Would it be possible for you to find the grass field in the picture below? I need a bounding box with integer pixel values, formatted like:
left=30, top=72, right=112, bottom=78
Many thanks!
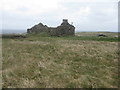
left=2, top=32, right=119, bottom=88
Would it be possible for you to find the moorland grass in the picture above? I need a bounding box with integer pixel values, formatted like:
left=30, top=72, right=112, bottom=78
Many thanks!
left=2, top=32, right=119, bottom=88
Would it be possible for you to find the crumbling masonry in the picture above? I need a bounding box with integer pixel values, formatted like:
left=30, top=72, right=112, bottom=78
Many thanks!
left=27, top=19, right=75, bottom=36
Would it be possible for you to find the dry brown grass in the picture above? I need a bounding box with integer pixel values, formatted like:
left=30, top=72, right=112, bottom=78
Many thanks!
left=2, top=32, right=118, bottom=88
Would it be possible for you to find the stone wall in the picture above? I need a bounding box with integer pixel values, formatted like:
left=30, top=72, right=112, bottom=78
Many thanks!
left=27, top=19, right=75, bottom=36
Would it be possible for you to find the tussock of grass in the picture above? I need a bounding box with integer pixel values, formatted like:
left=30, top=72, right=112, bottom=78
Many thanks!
left=2, top=32, right=118, bottom=88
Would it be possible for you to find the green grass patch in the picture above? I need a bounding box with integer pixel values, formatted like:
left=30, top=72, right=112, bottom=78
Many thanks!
left=54, top=36, right=119, bottom=42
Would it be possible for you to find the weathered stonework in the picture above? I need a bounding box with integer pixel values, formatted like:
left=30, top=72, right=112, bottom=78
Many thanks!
left=27, top=19, right=75, bottom=36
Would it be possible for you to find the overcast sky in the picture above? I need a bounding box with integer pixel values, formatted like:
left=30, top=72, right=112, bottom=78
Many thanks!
left=0, top=0, right=119, bottom=32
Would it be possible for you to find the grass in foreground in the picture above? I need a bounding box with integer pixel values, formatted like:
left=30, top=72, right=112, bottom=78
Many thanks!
left=2, top=32, right=119, bottom=88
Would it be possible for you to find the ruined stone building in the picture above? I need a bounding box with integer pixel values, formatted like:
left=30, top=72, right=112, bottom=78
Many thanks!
left=27, top=19, right=75, bottom=36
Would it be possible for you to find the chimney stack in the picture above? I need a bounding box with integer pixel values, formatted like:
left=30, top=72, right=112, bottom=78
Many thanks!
left=63, top=19, right=68, bottom=23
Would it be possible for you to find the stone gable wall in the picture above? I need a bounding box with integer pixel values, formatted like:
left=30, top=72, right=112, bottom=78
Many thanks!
left=27, top=19, right=75, bottom=36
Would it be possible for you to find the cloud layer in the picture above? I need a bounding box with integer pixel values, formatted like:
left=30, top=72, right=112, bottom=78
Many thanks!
left=1, top=0, right=119, bottom=32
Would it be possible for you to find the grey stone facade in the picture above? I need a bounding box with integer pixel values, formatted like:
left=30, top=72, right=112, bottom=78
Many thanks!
left=27, top=19, right=75, bottom=36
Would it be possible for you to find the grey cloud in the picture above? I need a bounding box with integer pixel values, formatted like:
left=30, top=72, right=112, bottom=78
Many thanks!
left=2, top=1, right=118, bottom=32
